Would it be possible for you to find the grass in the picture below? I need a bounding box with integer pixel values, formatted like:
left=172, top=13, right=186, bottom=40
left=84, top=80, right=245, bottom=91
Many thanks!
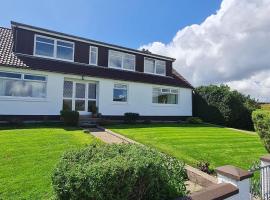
left=261, top=103, right=270, bottom=111
left=107, top=123, right=267, bottom=170
left=0, top=124, right=97, bottom=200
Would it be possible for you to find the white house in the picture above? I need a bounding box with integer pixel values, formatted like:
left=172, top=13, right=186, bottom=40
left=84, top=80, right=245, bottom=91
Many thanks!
left=0, top=21, right=193, bottom=121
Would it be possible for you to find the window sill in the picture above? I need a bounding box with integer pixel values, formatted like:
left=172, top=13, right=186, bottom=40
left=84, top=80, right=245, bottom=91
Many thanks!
left=0, top=97, right=48, bottom=102
left=152, top=103, right=179, bottom=107
left=112, top=101, right=129, bottom=105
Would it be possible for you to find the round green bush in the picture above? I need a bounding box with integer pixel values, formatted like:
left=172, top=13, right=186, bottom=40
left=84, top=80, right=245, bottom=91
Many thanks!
left=52, top=144, right=187, bottom=200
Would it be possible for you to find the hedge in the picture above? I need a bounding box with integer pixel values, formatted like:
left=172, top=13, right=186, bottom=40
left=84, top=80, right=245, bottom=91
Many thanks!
left=52, top=144, right=187, bottom=200
left=60, top=110, right=79, bottom=126
left=252, top=110, right=270, bottom=152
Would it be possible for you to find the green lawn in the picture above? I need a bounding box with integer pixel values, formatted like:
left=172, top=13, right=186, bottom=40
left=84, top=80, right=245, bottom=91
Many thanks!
left=0, top=124, right=97, bottom=200
left=107, top=123, right=267, bottom=170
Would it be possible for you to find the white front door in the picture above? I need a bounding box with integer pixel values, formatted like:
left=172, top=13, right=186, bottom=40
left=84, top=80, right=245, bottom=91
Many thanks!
left=63, top=80, right=97, bottom=115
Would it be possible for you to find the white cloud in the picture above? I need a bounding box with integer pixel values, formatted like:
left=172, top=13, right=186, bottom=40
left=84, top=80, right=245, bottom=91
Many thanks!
left=140, top=0, right=270, bottom=102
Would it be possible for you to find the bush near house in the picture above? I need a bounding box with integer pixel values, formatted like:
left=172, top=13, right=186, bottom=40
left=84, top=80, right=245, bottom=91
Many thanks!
left=252, top=110, right=270, bottom=152
left=60, top=110, right=79, bottom=126
left=52, top=144, right=187, bottom=200
left=193, top=85, right=260, bottom=130
left=124, top=112, right=140, bottom=124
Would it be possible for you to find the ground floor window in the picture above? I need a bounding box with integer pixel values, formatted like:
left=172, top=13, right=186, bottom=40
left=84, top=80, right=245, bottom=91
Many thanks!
left=113, top=84, right=128, bottom=102
left=63, top=80, right=97, bottom=112
left=0, top=71, right=47, bottom=98
left=152, top=87, right=178, bottom=104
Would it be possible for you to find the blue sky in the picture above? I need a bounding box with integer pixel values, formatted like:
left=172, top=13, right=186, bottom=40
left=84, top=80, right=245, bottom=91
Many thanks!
left=0, top=0, right=222, bottom=48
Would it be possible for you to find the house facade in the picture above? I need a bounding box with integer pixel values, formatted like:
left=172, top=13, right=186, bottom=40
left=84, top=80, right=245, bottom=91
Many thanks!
left=0, top=21, right=193, bottom=120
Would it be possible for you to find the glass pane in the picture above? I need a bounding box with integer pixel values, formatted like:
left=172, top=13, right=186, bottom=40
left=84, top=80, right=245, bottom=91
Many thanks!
left=0, top=72, right=21, bottom=79
left=123, top=56, right=135, bottom=70
left=113, top=88, right=127, bottom=102
left=63, top=81, right=73, bottom=98
left=167, top=94, right=178, bottom=104
left=63, top=99, right=72, bottom=111
left=144, top=58, right=155, bottom=73
left=24, top=74, right=46, bottom=81
left=88, top=83, right=96, bottom=99
left=90, top=51, right=97, bottom=65
left=56, top=45, right=73, bottom=60
left=75, top=83, right=85, bottom=98
left=109, top=54, right=122, bottom=68
left=35, top=42, right=54, bottom=57
left=75, top=100, right=85, bottom=111
left=156, top=60, right=166, bottom=75
left=57, top=41, right=73, bottom=48
left=90, top=46, right=97, bottom=53
left=0, top=79, right=46, bottom=98
left=88, top=100, right=96, bottom=112
left=36, top=36, right=54, bottom=44
left=114, top=84, right=127, bottom=89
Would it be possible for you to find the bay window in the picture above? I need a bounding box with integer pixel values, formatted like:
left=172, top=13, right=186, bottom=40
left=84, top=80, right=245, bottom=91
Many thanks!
left=108, top=50, right=135, bottom=71
left=144, top=58, right=166, bottom=76
left=34, top=35, right=74, bottom=61
left=0, top=71, right=47, bottom=98
left=152, top=87, right=178, bottom=104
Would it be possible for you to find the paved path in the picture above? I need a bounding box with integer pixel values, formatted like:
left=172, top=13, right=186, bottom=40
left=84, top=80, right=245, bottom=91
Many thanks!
left=88, top=128, right=129, bottom=144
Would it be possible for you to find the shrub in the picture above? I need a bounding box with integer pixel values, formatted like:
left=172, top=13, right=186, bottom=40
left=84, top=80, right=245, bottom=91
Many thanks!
left=252, top=110, right=270, bottom=152
left=197, top=161, right=214, bottom=175
left=124, top=112, right=140, bottom=124
left=60, top=110, right=79, bottom=126
left=186, top=117, right=202, bottom=124
left=52, top=144, right=187, bottom=200
left=193, top=85, right=260, bottom=130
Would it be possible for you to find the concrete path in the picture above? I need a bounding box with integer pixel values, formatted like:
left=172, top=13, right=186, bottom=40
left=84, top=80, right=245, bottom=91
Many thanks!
left=88, top=128, right=129, bottom=144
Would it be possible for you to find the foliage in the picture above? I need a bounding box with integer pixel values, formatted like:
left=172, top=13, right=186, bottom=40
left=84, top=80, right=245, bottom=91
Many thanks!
left=252, top=110, right=270, bottom=152
left=196, top=160, right=214, bottom=174
left=186, top=117, right=202, bottom=124
left=261, top=103, right=270, bottom=111
left=52, top=144, right=187, bottom=200
left=60, top=110, right=79, bottom=126
left=193, top=85, right=260, bottom=130
left=124, top=112, right=140, bottom=124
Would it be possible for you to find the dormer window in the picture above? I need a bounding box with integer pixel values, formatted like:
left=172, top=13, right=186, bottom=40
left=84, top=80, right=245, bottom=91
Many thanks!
left=89, top=46, right=98, bottom=65
left=144, top=58, right=166, bottom=76
left=108, top=50, right=135, bottom=71
left=34, top=35, right=74, bottom=61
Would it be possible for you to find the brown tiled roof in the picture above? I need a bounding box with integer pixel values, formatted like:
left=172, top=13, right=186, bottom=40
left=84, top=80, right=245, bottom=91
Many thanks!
left=0, top=27, right=193, bottom=89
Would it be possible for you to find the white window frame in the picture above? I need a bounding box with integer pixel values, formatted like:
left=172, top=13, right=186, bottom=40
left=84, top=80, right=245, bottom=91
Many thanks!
left=108, top=50, right=135, bottom=71
left=113, top=83, right=128, bottom=103
left=0, top=71, right=47, bottom=100
left=89, top=46, right=98, bottom=65
left=34, top=34, right=75, bottom=62
left=152, top=87, right=179, bottom=105
left=144, top=58, right=166, bottom=76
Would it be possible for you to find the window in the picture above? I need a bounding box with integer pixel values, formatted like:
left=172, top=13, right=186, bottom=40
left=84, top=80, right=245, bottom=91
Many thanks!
left=34, top=35, right=74, bottom=61
left=89, top=46, right=98, bottom=65
left=152, top=88, right=178, bottom=104
left=108, top=50, right=135, bottom=71
left=113, top=84, right=128, bottom=102
left=144, top=58, right=166, bottom=76
left=0, top=72, right=47, bottom=98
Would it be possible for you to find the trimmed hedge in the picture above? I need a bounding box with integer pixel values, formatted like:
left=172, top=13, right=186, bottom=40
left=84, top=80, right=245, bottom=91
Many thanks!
left=60, top=110, right=79, bottom=126
left=124, top=112, right=140, bottom=124
left=252, top=110, right=270, bottom=152
left=52, top=144, right=187, bottom=200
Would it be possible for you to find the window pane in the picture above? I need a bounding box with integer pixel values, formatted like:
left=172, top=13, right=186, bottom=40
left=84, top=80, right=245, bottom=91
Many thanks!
left=0, top=72, right=21, bottom=79
left=109, top=53, right=122, bottom=68
left=0, top=79, right=46, bottom=98
left=88, top=83, right=96, bottom=99
left=63, top=81, right=73, bottom=98
left=56, top=45, right=73, bottom=60
left=57, top=41, right=73, bottom=48
left=152, top=88, right=178, bottom=104
left=144, top=58, right=155, bottom=73
left=63, top=99, right=72, bottom=111
left=156, top=60, right=166, bottom=75
left=90, top=46, right=97, bottom=53
left=35, top=42, right=54, bottom=57
left=123, top=55, right=135, bottom=70
left=90, top=51, right=97, bottom=65
left=88, top=100, right=96, bottom=112
left=75, top=83, right=85, bottom=98
left=24, top=74, right=46, bottom=81
left=167, top=94, right=178, bottom=104
left=75, top=100, right=85, bottom=111
left=36, top=37, right=54, bottom=44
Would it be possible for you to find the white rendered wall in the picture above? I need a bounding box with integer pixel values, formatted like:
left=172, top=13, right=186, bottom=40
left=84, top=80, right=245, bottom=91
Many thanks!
left=0, top=66, right=193, bottom=116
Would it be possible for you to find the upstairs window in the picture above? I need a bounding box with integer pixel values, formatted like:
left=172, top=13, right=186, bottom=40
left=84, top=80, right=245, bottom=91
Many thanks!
left=152, top=87, right=178, bottom=104
left=34, top=35, right=74, bottom=61
left=144, top=58, right=166, bottom=76
left=108, top=50, right=135, bottom=71
left=89, top=46, right=98, bottom=65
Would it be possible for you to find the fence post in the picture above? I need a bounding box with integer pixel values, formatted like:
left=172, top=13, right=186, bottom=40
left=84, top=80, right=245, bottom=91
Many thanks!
left=216, top=165, right=253, bottom=200
left=260, top=155, right=270, bottom=199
